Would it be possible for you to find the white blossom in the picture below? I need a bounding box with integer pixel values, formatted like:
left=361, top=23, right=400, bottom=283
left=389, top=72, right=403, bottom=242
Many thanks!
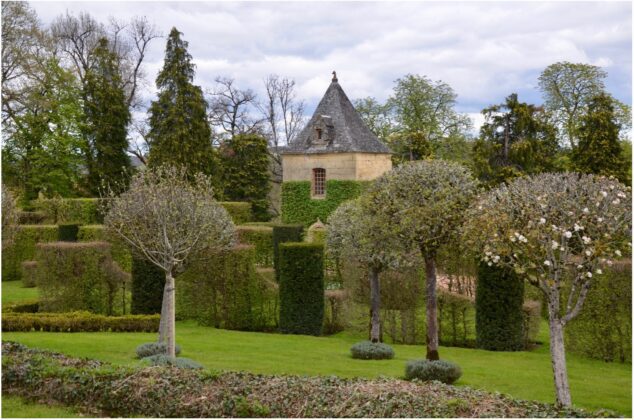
left=597, top=217, right=603, bottom=223
left=586, top=272, right=593, bottom=278
left=551, top=240, right=559, bottom=249
left=544, top=260, right=552, bottom=266
left=615, top=250, right=622, bottom=257
left=601, top=191, right=608, bottom=197
left=574, top=223, right=584, bottom=231
left=585, top=249, right=593, bottom=256
left=582, top=236, right=591, bottom=244
left=564, top=231, right=572, bottom=239
left=582, top=207, right=589, bottom=214
left=539, top=217, right=546, bottom=224
left=596, top=268, right=603, bottom=275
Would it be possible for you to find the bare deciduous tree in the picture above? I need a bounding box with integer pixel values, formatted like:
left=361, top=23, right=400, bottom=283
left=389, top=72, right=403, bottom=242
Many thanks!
left=2, top=185, right=19, bottom=249
left=102, top=166, right=236, bottom=357
left=207, top=76, right=263, bottom=142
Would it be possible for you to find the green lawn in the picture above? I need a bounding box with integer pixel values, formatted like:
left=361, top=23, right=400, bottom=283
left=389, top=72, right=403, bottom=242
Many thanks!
left=1, top=281, right=38, bottom=305
left=1, top=395, right=80, bottom=418
left=1, top=280, right=631, bottom=416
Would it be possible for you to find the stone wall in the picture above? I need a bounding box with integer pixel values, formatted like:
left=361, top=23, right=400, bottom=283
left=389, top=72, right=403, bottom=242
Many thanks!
left=282, top=152, right=391, bottom=182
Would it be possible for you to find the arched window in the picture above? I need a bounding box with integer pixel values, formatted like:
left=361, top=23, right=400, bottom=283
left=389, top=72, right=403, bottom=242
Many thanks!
left=312, top=168, right=326, bottom=197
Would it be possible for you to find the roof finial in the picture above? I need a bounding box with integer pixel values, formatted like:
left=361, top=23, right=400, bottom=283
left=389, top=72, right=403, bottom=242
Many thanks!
left=332, top=70, right=338, bottom=82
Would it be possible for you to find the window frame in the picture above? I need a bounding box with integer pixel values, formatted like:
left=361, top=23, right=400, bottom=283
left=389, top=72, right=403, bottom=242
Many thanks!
left=312, top=168, right=326, bottom=198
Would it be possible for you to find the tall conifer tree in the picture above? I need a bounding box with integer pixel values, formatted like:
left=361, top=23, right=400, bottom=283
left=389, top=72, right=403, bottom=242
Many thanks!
left=147, top=28, right=218, bottom=185
left=83, top=38, right=131, bottom=194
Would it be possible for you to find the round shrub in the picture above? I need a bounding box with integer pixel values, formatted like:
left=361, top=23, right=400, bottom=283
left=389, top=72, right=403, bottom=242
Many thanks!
left=140, top=354, right=202, bottom=369
left=135, top=342, right=182, bottom=358
left=404, top=359, right=462, bottom=384
left=350, top=341, right=395, bottom=360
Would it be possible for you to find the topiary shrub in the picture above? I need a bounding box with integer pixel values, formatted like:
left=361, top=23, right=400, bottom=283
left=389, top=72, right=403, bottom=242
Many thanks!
left=237, top=225, right=274, bottom=267
left=350, top=341, right=395, bottom=360
left=35, top=242, right=128, bottom=315
left=1, top=225, right=58, bottom=281
left=17, top=211, right=46, bottom=225
left=272, top=224, right=303, bottom=281
left=77, top=225, right=132, bottom=272
left=58, top=223, right=80, bottom=242
left=20, top=261, right=38, bottom=287
left=131, top=255, right=165, bottom=315
left=404, top=359, right=462, bottom=384
left=522, top=300, right=542, bottom=348
left=219, top=201, right=252, bottom=224
left=278, top=242, right=324, bottom=336
left=177, top=244, right=278, bottom=331
left=140, top=354, right=202, bottom=369
left=136, top=342, right=182, bottom=358
left=2, top=312, right=159, bottom=332
left=475, top=262, right=525, bottom=351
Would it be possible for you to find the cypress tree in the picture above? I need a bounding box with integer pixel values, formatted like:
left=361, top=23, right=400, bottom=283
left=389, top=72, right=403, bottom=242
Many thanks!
left=83, top=38, right=131, bottom=194
left=571, top=93, right=629, bottom=184
left=147, top=28, right=220, bottom=185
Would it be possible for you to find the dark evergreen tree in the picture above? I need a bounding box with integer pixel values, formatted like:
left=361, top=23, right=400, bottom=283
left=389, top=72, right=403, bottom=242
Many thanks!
left=472, top=93, right=560, bottom=187
left=220, top=133, right=271, bottom=220
left=83, top=38, right=131, bottom=194
left=147, top=28, right=219, bottom=186
left=571, top=93, right=630, bottom=184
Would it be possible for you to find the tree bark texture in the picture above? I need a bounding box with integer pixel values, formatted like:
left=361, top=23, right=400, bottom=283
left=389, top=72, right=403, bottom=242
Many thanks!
left=369, top=267, right=381, bottom=343
left=165, top=273, right=176, bottom=358
left=548, top=301, right=572, bottom=407
left=425, top=255, right=440, bottom=360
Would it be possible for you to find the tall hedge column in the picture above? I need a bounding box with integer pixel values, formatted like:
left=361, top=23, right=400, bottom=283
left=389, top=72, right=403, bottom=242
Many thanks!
left=475, top=262, right=525, bottom=351
left=279, top=242, right=324, bottom=335
left=272, top=224, right=303, bottom=281
left=131, top=255, right=166, bottom=314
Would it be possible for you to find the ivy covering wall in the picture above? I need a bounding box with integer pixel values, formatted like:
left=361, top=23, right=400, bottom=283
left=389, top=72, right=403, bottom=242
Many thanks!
left=281, top=180, right=368, bottom=225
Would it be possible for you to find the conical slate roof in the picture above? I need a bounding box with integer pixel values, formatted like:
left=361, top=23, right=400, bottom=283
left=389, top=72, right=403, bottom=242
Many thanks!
left=282, top=73, right=391, bottom=155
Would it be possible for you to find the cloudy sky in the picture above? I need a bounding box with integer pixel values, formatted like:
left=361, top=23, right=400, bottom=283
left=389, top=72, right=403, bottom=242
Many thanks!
left=31, top=1, right=632, bottom=132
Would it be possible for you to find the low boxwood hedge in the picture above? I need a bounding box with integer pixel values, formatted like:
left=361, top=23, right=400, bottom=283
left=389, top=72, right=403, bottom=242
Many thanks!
left=2, top=312, right=159, bottom=332
left=350, top=341, right=395, bottom=360
left=219, top=201, right=252, bottom=224
left=404, top=359, right=463, bottom=384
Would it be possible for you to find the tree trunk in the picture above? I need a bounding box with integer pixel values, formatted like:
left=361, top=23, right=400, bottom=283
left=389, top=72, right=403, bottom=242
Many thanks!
left=369, top=267, right=381, bottom=343
left=548, top=310, right=572, bottom=407
left=424, top=255, right=439, bottom=360
left=157, top=279, right=170, bottom=344
left=165, top=272, right=176, bottom=358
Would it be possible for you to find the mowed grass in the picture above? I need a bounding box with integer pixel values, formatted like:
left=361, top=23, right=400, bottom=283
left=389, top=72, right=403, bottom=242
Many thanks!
left=1, top=395, right=80, bottom=418
left=1, top=280, right=631, bottom=416
left=1, top=281, right=38, bottom=305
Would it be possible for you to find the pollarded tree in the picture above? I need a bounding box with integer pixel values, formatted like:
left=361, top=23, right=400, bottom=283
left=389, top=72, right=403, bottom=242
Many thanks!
left=327, top=198, right=409, bottom=342
left=368, top=160, right=479, bottom=359
left=465, top=173, right=631, bottom=407
left=103, top=165, right=235, bottom=357
left=147, top=28, right=219, bottom=184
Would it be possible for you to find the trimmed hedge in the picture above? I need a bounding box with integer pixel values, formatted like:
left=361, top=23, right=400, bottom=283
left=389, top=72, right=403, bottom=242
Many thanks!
left=2, top=312, right=159, bottom=332
left=438, top=291, right=474, bottom=348
left=131, top=255, right=166, bottom=315
left=220, top=201, right=252, bottom=224
left=33, top=198, right=103, bottom=224
left=1, top=225, right=58, bottom=281
left=17, top=211, right=46, bottom=225
left=177, top=245, right=278, bottom=331
left=77, top=225, right=132, bottom=272
left=476, top=262, right=525, bottom=351
left=566, top=259, right=632, bottom=362
left=58, top=223, right=80, bottom=241
left=3, top=301, right=40, bottom=313
left=236, top=225, right=274, bottom=267
left=522, top=300, right=542, bottom=347
left=272, top=224, right=304, bottom=281
left=20, top=261, right=38, bottom=287
left=278, top=242, right=324, bottom=336
left=405, top=359, right=463, bottom=384
left=3, top=342, right=600, bottom=418
left=35, top=242, right=130, bottom=315
left=281, top=180, right=368, bottom=225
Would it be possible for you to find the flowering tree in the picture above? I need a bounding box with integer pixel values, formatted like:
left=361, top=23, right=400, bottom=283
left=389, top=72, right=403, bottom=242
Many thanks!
left=465, top=173, right=631, bottom=407
left=103, top=166, right=235, bottom=357
left=1, top=185, right=18, bottom=249
left=327, top=198, right=408, bottom=342
left=368, top=160, right=479, bottom=359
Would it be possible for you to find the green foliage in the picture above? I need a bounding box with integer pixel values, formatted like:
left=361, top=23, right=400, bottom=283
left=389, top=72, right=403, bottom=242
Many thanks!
left=35, top=242, right=130, bottom=315
left=350, top=341, right=395, bottom=360
left=272, top=224, right=304, bottom=281
left=17, top=211, right=46, bottom=225
left=77, top=225, right=131, bottom=272
left=3, top=300, right=40, bottom=313
left=2, top=312, right=159, bottom=332
left=278, top=242, right=324, bottom=335
left=82, top=38, right=131, bottom=194
left=566, top=260, right=631, bottom=362
left=571, top=93, right=630, bottom=184
left=476, top=262, right=526, bottom=351
left=33, top=197, right=103, bottom=224
left=472, top=93, right=560, bottom=187
left=3, top=341, right=602, bottom=418
left=58, top=223, right=80, bottom=241
left=237, top=225, right=273, bottom=266
left=438, top=291, right=475, bottom=348
left=140, top=355, right=203, bottom=369
left=2, top=225, right=58, bottom=281
left=147, top=28, right=220, bottom=185
left=522, top=300, right=542, bottom=347
left=281, top=180, right=367, bottom=225
left=20, top=261, right=37, bottom=288
left=220, top=201, right=253, bottom=224
left=404, top=359, right=463, bottom=384
left=130, top=255, right=165, bottom=315
left=135, top=342, right=181, bottom=358
left=178, top=245, right=278, bottom=331
left=220, top=134, right=272, bottom=221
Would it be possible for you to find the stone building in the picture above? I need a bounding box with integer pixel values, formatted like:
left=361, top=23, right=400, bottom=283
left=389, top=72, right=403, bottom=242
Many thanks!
left=281, top=72, right=392, bottom=199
